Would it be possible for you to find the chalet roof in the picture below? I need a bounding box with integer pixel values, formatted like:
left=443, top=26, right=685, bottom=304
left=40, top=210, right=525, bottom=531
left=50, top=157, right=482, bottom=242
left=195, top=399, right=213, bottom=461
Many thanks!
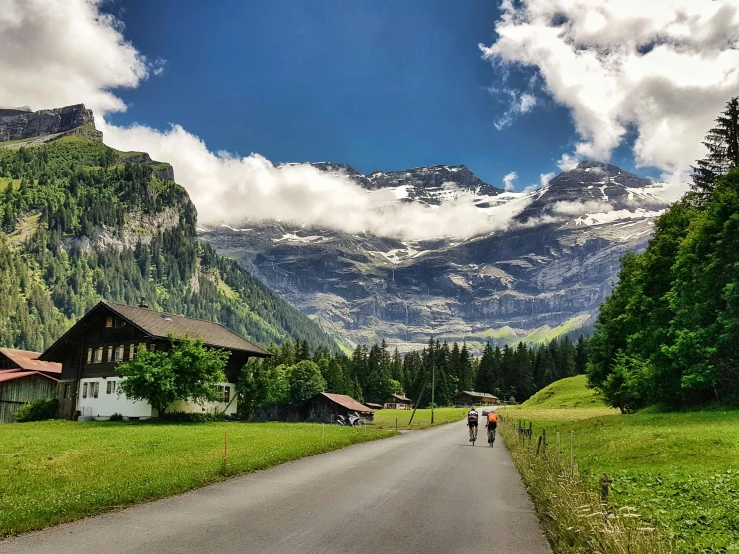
left=364, top=402, right=384, bottom=409
left=0, top=348, right=62, bottom=373
left=0, top=371, right=59, bottom=383
left=40, top=301, right=272, bottom=361
left=105, top=303, right=272, bottom=356
left=387, top=393, right=413, bottom=402
left=456, top=391, right=499, bottom=400
left=320, top=393, right=375, bottom=413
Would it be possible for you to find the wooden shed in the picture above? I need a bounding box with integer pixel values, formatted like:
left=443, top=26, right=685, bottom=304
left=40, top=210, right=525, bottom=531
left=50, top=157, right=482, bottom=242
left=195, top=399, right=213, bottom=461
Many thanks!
left=290, top=392, right=375, bottom=423
left=0, top=371, right=59, bottom=423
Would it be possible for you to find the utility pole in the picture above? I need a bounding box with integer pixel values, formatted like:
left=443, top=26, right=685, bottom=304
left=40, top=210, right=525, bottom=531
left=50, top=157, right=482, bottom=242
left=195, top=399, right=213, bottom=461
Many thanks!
left=431, top=336, right=435, bottom=425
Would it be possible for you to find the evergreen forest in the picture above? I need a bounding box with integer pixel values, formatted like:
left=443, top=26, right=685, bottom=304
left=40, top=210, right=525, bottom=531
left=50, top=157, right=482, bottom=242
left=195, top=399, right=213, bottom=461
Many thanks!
left=239, top=334, right=590, bottom=416
left=588, top=97, right=739, bottom=411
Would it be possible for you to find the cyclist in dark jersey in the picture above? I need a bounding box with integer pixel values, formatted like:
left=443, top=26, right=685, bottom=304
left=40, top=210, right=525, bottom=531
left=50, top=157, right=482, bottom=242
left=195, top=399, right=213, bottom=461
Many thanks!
left=467, top=407, right=479, bottom=442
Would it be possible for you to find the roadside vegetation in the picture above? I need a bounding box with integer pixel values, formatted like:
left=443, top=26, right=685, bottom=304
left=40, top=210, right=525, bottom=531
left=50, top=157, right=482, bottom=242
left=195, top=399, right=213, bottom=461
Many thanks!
left=500, top=377, right=739, bottom=553
left=371, top=407, right=468, bottom=430
left=0, top=420, right=396, bottom=537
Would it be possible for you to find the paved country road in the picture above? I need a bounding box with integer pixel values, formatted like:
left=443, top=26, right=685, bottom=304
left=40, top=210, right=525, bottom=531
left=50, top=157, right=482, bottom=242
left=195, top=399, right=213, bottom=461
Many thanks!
left=0, top=419, right=551, bottom=554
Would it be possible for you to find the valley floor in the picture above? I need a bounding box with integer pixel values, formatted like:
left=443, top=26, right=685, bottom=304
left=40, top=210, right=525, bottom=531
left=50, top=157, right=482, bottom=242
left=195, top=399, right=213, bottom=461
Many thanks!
left=500, top=399, right=739, bottom=553
left=0, top=420, right=395, bottom=537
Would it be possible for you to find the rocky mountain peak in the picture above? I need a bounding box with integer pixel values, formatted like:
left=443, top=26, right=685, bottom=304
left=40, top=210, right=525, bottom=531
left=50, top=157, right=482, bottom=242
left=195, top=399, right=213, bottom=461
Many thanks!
left=0, top=103, right=102, bottom=144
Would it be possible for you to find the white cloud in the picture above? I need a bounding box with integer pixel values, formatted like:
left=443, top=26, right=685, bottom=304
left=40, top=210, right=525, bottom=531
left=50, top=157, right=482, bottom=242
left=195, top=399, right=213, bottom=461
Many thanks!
left=539, top=171, right=555, bottom=188
left=481, top=0, right=739, bottom=186
left=0, top=0, right=531, bottom=241
left=490, top=87, right=539, bottom=130
left=552, top=200, right=614, bottom=216
left=0, top=0, right=149, bottom=115
left=503, top=171, right=518, bottom=191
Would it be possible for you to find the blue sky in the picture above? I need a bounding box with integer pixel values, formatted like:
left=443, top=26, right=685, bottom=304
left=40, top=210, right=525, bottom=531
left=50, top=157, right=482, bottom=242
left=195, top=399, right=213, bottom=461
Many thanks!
left=103, top=0, right=644, bottom=189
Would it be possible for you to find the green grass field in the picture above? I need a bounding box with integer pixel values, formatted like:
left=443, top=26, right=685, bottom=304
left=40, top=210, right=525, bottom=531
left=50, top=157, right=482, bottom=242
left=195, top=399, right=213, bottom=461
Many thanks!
left=371, top=407, right=468, bottom=430
left=0, top=420, right=396, bottom=537
left=500, top=378, right=739, bottom=553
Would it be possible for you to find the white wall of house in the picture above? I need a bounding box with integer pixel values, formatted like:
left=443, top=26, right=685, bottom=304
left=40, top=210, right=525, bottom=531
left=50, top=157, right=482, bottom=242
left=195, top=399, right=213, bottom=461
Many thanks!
left=78, top=377, right=154, bottom=419
left=77, top=378, right=237, bottom=420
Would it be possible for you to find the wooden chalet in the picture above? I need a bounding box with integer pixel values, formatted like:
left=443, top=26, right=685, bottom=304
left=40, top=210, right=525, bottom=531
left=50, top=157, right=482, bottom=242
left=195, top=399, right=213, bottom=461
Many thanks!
left=39, top=301, right=271, bottom=420
left=290, top=392, right=375, bottom=423
left=383, top=393, right=414, bottom=410
left=454, top=391, right=499, bottom=407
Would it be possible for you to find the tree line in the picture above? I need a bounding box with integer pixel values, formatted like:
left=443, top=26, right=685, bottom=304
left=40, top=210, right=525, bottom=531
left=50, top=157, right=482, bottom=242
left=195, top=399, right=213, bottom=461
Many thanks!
left=238, top=335, right=590, bottom=418
left=588, top=97, right=739, bottom=411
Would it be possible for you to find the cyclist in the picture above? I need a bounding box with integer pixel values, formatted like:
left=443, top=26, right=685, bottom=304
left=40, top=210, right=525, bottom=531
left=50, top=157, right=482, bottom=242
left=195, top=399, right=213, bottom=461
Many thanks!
left=467, top=406, right=479, bottom=442
left=486, top=409, right=499, bottom=443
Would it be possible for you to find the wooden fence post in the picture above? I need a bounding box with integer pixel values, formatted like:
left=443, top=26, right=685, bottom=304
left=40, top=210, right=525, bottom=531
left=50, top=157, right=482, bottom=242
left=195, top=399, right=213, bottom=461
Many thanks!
left=556, top=432, right=561, bottom=467
left=600, top=473, right=612, bottom=505
left=570, top=431, right=574, bottom=476
left=223, top=432, right=228, bottom=475
left=536, top=435, right=543, bottom=456
left=542, top=428, right=547, bottom=454
left=528, top=422, right=532, bottom=444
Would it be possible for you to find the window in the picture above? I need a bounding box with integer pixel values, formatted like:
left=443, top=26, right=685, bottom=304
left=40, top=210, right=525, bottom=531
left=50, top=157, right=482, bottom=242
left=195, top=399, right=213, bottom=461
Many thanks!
left=64, top=383, right=71, bottom=399
left=223, top=386, right=230, bottom=403
left=128, top=343, right=135, bottom=360
left=91, top=382, right=99, bottom=399
left=82, top=383, right=88, bottom=398
left=105, top=315, right=113, bottom=328
left=87, top=348, right=92, bottom=364
left=94, top=347, right=103, bottom=364
left=107, top=380, right=116, bottom=395
left=107, top=346, right=113, bottom=363
left=114, top=345, right=124, bottom=362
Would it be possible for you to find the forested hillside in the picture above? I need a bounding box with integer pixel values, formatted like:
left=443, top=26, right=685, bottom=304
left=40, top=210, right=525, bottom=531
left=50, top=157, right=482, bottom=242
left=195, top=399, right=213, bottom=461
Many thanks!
left=0, top=135, right=337, bottom=352
left=589, top=98, right=739, bottom=410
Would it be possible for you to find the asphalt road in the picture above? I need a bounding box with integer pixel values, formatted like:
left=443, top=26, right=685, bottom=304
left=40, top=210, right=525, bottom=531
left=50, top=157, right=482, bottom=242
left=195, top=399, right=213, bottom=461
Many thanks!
left=1, top=419, right=551, bottom=554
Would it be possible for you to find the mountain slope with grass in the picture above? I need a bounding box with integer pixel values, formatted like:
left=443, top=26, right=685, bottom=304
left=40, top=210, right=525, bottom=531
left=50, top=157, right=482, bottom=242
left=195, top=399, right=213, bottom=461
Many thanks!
left=522, top=375, right=606, bottom=410
left=0, top=104, right=336, bottom=352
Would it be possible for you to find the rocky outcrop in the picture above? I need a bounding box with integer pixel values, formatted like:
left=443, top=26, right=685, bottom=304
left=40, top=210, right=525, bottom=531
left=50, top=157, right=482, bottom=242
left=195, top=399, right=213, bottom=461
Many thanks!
left=200, top=161, right=668, bottom=352
left=0, top=104, right=102, bottom=143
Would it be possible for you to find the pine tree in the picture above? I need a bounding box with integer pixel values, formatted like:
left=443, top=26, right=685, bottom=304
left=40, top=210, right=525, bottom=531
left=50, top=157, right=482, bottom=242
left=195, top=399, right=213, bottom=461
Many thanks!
left=691, top=97, right=739, bottom=199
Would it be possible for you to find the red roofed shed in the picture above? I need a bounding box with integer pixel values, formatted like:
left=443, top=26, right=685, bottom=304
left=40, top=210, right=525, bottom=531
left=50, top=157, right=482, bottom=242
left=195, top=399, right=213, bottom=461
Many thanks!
left=289, top=392, right=375, bottom=423
left=0, top=370, right=59, bottom=423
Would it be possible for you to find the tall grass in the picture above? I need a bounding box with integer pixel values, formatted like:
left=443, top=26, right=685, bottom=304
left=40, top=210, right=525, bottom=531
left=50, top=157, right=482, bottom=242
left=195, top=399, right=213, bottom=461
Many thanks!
left=500, top=419, right=671, bottom=554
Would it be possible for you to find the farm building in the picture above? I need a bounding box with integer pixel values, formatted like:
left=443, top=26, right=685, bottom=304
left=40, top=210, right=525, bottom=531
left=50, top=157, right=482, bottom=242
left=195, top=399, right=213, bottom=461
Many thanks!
left=364, top=402, right=384, bottom=410
left=454, top=391, right=499, bottom=407
left=383, top=393, right=414, bottom=410
left=0, top=348, right=61, bottom=377
left=289, top=392, right=375, bottom=423
left=0, top=371, right=59, bottom=423
left=39, top=301, right=271, bottom=420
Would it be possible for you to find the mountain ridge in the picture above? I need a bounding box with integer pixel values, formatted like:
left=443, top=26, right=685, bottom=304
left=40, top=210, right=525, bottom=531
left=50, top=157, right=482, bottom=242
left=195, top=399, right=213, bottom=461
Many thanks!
left=200, top=159, right=669, bottom=353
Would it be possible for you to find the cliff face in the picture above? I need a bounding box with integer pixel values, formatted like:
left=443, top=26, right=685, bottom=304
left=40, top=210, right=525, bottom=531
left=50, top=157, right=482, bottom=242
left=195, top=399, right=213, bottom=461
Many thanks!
left=0, top=104, right=102, bottom=143
left=200, top=162, right=669, bottom=352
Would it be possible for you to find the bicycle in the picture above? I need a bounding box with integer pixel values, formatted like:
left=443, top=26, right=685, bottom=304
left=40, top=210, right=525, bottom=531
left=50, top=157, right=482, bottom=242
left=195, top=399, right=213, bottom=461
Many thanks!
left=487, top=425, right=496, bottom=447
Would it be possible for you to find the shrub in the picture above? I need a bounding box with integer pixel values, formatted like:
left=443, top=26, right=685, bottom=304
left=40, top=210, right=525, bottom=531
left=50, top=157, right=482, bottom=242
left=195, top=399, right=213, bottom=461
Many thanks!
left=162, top=411, right=226, bottom=423
left=109, top=413, right=123, bottom=421
left=12, top=398, right=59, bottom=422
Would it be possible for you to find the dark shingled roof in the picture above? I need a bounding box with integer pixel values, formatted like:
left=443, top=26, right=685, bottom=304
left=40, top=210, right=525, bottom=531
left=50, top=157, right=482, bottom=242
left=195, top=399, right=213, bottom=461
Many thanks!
left=106, top=302, right=272, bottom=356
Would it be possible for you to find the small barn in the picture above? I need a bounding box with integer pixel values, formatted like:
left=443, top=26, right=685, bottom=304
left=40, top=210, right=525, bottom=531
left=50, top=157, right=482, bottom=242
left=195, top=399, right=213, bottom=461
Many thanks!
left=0, top=371, right=59, bottom=423
left=290, top=392, right=375, bottom=423
left=364, top=402, right=384, bottom=410
left=455, top=391, right=499, bottom=407
left=383, top=393, right=414, bottom=410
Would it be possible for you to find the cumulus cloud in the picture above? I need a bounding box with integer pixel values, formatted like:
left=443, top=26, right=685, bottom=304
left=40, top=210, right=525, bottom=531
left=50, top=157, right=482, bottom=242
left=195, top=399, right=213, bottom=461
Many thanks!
left=489, top=86, right=539, bottom=130
left=503, top=171, right=518, bottom=191
left=0, top=0, right=149, bottom=115
left=0, top=0, right=533, bottom=241
left=481, top=0, right=739, bottom=182
left=103, top=123, right=530, bottom=240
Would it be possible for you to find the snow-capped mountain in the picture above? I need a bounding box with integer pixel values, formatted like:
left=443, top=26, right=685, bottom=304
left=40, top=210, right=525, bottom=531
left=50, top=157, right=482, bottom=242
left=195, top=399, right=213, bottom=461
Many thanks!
left=200, top=161, right=669, bottom=352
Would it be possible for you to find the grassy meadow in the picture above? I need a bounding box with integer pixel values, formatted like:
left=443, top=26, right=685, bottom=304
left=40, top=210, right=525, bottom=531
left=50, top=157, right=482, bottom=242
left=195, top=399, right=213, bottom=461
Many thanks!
left=371, top=407, right=468, bottom=430
left=500, top=376, right=739, bottom=553
left=0, top=420, right=396, bottom=537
